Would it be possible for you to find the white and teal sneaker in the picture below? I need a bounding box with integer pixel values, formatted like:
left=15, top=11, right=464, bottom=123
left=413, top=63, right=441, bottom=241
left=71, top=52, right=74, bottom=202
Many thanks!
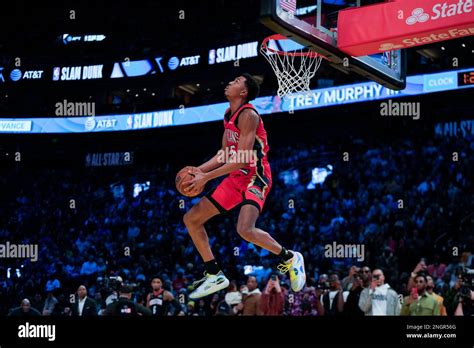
left=189, top=271, right=230, bottom=299
left=277, top=251, right=306, bottom=292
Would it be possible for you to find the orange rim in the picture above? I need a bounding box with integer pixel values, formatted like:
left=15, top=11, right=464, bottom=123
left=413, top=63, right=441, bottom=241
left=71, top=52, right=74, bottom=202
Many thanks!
left=261, top=34, right=324, bottom=59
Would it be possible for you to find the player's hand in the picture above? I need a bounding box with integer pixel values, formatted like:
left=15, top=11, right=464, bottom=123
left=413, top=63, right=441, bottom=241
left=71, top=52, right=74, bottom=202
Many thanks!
left=183, top=167, right=208, bottom=195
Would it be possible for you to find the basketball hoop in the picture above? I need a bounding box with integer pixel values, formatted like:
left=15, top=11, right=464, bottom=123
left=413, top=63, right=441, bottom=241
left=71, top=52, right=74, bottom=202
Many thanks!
left=261, top=34, right=324, bottom=99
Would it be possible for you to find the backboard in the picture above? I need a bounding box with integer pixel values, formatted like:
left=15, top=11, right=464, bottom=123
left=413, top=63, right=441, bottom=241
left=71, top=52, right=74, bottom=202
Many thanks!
left=261, top=0, right=407, bottom=90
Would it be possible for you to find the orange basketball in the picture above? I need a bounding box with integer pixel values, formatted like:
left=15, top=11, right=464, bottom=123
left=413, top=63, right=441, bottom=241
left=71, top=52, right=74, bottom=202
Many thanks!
left=175, top=166, right=202, bottom=197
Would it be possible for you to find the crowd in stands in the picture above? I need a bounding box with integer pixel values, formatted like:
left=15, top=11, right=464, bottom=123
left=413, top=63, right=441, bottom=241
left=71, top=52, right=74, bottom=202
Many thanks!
left=1, top=132, right=473, bottom=316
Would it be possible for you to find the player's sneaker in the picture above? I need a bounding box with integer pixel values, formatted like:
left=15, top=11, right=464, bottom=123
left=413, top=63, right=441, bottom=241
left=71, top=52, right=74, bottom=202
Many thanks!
left=189, top=271, right=229, bottom=299
left=277, top=250, right=306, bottom=292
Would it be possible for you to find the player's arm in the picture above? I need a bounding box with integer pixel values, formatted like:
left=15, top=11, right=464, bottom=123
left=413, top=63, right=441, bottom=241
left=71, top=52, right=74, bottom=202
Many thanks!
left=201, top=109, right=258, bottom=181
left=197, top=131, right=227, bottom=173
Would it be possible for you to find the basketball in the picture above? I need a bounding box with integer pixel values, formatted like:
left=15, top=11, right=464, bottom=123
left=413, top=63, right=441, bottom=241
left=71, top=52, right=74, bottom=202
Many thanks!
left=175, top=167, right=202, bottom=197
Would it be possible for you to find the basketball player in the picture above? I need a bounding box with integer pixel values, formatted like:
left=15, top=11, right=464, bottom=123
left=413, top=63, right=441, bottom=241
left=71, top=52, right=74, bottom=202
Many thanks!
left=146, top=277, right=183, bottom=315
left=183, top=73, right=306, bottom=299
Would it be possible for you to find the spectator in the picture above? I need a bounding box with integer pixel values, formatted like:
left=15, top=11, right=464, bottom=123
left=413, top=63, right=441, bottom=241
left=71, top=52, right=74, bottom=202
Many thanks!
left=42, top=292, right=58, bottom=316
left=342, top=266, right=360, bottom=292
left=72, top=285, right=98, bottom=316
left=261, top=275, right=285, bottom=316
left=427, top=255, right=446, bottom=279
left=105, top=286, right=151, bottom=316
left=401, top=274, right=441, bottom=316
left=291, top=286, right=324, bottom=316
left=359, top=266, right=372, bottom=288
left=344, top=272, right=364, bottom=316
left=8, top=299, right=41, bottom=317
left=172, top=272, right=187, bottom=292
left=359, top=269, right=400, bottom=316
left=454, top=287, right=474, bottom=316
left=224, top=282, right=242, bottom=315
left=426, top=275, right=447, bottom=316
left=242, top=276, right=262, bottom=316
left=45, top=275, right=61, bottom=293
left=80, top=255, right=98, bottom=276
left=321, top=274, right=346, bottom=316
left=406, top=260, right=428, bottom=292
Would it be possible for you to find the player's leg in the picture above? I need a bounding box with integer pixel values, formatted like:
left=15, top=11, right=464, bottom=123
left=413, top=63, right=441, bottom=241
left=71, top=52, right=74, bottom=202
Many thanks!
left=183, top=197, right=219, bottom=263
left=236, top=203, right=282, bottom=254
left=184, top=197, right=230, bottom=299
left=184, top=178, right=242, bottom=299
left=237, top=181, right=307, bottom=292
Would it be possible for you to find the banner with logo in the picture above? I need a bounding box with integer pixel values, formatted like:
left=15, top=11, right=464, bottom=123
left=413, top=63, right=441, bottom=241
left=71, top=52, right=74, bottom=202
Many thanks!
left=338, top=0, right=474, bottom=56
left=85, top=152, right=134, bottom=167
left=0, top=67, right=473, bottom=133
left=435, top=119, right=474, bottom=137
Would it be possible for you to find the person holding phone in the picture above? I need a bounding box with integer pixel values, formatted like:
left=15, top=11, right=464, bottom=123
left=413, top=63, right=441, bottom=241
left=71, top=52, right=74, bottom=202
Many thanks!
left=358, top=269, right=400, bottom=316
left=260, top=274, right=285, bottom=316
left=401, top=273, right=441, bottom=316
left=406, top=259, right=428, bottom=292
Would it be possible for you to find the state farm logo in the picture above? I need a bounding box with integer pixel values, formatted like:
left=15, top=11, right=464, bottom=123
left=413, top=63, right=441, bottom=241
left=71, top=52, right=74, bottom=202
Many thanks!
left=404, top=0, right=473, bottom=25
left=406, top=8, right=429, bottom=25
left=379, top=43, right=404, bottom=51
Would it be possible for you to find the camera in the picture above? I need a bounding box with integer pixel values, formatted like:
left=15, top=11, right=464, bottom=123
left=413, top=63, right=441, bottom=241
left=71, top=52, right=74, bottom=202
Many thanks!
left=459, top=270, right=474, bottom=301
left=316, top=282, right=330, bottom=291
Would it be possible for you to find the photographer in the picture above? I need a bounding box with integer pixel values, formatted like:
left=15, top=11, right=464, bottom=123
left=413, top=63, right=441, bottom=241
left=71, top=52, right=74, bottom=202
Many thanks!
left=454, top=272, right=474, bottom=316
left=260, top=274, right=285, bottom=316
left=105, top=285, right=151, bottom=316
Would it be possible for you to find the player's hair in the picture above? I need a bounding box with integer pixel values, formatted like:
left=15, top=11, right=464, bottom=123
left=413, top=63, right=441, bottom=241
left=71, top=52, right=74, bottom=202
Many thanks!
left=242, top=73, right=260, bottom=102
left=151, top=276, right=162, bottom=283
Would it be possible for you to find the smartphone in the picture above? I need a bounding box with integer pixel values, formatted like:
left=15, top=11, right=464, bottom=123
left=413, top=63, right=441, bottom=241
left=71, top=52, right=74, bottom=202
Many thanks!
left=411, top=287, right=418, bottom=300
left=271, top=274, right=277, bottom=281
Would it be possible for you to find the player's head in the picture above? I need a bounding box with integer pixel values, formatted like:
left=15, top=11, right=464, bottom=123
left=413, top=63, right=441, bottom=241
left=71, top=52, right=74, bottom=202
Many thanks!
left=224, top=73, right=260, bottom=102
left=151, top=276, right=163, bottom=291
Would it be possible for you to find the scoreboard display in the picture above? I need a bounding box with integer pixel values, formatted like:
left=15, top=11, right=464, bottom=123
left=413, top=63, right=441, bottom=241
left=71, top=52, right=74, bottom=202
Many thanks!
left=458, top=70, right=474, bottom=86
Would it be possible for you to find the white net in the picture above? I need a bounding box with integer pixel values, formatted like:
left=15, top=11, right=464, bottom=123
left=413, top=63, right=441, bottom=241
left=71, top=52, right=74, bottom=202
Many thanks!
left=261, top=38, right=323, bottom=99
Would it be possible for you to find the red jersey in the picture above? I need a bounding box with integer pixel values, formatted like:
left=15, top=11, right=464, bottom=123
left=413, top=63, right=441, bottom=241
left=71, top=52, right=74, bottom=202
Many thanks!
left=223, top=103, right=271, bottom=182
left=206, top=103, right=272, bottom=213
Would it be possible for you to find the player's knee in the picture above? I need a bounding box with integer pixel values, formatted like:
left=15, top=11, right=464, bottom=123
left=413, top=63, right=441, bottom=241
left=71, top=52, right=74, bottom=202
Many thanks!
left=183, top=211, right=199, bottom=229
left=237, top=226, right=256, bottom=242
